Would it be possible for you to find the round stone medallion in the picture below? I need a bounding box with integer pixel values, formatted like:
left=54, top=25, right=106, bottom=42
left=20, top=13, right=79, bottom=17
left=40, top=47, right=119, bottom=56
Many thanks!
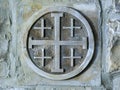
left=27, top=7, right=94, bottom=80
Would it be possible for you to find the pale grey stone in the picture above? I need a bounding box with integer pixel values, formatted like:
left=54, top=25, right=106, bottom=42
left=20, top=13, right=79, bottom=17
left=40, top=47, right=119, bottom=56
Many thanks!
left=0, top=0, right=120, bottom=90
left=0, top=0, right=11, bottom=80
left=115, top=0, right=120, bottom=12
left=0, top=62, right=8, bottom=78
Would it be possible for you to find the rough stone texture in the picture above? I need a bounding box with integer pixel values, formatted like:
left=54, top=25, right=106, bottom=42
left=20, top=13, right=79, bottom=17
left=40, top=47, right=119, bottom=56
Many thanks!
left=15, top=0, right=101, bottom=87
left=102, top=0, right=120, bottom=89
left=0, top=0, right=120, bottom=90
left=111, top=71, right=120, bottom=90
left=0, top=0, right=11, bottom=79
left=0, top=86, right=106, bottom=90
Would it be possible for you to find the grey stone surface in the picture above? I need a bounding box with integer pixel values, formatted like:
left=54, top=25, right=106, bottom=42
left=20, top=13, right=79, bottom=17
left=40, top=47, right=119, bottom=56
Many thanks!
left=110, top=71, right=120, bottom=90
left=101, top=0, right=120, bottom=89
left=0, top=86, right=106, bottom=90
left=0, top=0, right=11, bottom=79
left=0, top=0, right=120, bottom=90
left=113, top=77, right=120, bottom=90
left=16, top=0, right=101, bottom=87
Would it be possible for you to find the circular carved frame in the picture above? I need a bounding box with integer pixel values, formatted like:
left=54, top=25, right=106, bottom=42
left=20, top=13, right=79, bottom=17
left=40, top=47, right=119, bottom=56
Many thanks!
left=24, top=7, right=94, bottom=80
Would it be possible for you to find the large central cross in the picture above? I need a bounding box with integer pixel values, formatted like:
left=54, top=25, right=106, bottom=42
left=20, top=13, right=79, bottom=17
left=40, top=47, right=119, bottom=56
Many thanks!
left=28, top=12, right=87, bottom=73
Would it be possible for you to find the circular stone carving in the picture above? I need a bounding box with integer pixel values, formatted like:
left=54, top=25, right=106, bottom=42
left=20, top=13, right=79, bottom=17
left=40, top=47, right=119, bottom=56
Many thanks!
left=27, top=7, right=94, bottom=80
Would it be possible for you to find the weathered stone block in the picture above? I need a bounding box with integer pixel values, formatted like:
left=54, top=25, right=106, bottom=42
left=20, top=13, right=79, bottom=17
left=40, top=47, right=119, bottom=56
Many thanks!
left=0, top=0, right=11, bottom=79
left=16, top=0, right=101, bottom=87
left=1, top=0, right=120, bottom=90
left=114, top=0, right=120, bottom=12
left=0, top=62, right=8, bottom=78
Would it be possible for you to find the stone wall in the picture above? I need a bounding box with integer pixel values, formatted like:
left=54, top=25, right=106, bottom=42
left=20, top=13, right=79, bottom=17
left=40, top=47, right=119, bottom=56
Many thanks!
left=0, top=0, right=120, bottom=90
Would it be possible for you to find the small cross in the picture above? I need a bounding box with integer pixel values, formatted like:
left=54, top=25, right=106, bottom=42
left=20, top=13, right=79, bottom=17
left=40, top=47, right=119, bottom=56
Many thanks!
left=34, top=48, right=52, bottom=67
left=63, top=18, right=81, bottom=37
left=63, top=48, right=82, bottom=67
left=33, top=18, right=52, bottom=37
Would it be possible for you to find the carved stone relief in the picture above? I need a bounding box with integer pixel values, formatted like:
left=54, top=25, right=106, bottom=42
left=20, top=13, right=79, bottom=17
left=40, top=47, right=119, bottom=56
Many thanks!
left=27, top=7, right=94, bottom=80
